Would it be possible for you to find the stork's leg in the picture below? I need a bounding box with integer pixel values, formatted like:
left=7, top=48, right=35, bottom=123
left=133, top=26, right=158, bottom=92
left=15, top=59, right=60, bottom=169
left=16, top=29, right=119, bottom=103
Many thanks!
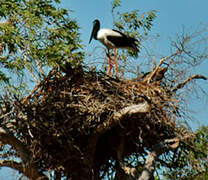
left=113, top=49, right=118, bottom=76
left=106, top=52, right=112, bottom=75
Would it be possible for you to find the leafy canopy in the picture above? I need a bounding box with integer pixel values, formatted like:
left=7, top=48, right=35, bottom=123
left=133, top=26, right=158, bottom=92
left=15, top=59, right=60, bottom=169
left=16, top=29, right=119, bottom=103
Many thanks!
left=0, top=0, right=83, bottom=89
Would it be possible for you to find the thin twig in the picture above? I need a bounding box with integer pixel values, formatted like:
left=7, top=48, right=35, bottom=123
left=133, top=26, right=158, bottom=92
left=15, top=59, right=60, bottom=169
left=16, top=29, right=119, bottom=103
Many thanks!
left=19, top=49, right=39, bottom=83
left=21, top=81, right=41, bottom=105
left=35, top=60, right=45, bottom=77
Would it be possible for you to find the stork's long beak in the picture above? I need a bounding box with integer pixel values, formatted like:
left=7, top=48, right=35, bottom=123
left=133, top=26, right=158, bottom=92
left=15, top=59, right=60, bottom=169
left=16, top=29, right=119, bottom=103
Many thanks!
left=89, top=25, right=96, bottom=44
left=89, top=19, right=100, bottom=44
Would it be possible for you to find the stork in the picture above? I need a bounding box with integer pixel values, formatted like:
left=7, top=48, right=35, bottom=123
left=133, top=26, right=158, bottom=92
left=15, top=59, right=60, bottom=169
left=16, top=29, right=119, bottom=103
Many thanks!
left=89, top=19, right=139, bottom=76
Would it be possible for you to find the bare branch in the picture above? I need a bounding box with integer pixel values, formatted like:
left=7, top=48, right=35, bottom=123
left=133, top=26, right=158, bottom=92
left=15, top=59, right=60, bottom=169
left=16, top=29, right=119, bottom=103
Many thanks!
left=172, top=74, right=207, bottom=92
left=138, top=146, right=159, bottom=180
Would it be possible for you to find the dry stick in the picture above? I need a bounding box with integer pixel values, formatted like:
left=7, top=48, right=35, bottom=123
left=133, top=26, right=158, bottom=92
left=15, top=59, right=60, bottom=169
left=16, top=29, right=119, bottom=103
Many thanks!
left=172, top=74, right=207, bottom=92
left=146, top=51, right=180, bottom=84
left=118, top=136, right=191, bottom=179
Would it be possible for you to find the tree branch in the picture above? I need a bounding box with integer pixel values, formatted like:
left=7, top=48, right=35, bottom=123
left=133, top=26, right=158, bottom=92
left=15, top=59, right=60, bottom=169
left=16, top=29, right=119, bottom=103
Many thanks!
left=172, top=74, right=207, bottom=92
left=0, top=127, right=48, bottom=180
left=0, top=127, right=29, bottom=163
left=97, top=101, right=150, bottom=134
left=138, top=137, right=181, bottom=180
left=113, top=137, right=182, bottom=180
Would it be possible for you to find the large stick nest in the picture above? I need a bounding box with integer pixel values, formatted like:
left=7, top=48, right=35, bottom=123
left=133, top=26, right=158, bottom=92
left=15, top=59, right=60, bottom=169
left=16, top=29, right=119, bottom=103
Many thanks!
left=12, top=65, right=189, bottom=179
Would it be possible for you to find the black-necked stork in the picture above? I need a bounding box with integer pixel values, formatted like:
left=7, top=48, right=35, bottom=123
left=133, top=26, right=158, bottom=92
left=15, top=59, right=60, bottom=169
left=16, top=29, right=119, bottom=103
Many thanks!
left=89, top=19, right=139, bottom=76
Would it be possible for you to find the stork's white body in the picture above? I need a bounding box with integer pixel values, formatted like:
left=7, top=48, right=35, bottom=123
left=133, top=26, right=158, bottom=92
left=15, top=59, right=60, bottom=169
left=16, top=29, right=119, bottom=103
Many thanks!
left=97, top=28, right=123, bottom=49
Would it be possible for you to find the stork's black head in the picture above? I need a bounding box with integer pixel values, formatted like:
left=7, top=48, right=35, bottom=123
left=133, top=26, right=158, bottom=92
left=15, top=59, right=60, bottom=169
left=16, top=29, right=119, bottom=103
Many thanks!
left=89, top=19, right=100, bottom=43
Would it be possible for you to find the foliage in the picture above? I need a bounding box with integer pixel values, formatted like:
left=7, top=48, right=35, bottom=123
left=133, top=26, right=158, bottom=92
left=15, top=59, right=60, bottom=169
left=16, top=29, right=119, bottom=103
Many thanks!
left=0, top=0, right=83, bottom=93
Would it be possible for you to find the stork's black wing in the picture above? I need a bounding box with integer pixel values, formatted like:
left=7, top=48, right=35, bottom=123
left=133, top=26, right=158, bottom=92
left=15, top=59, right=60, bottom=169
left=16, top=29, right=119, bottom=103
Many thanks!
left=107, top=30, right=139, bottom=51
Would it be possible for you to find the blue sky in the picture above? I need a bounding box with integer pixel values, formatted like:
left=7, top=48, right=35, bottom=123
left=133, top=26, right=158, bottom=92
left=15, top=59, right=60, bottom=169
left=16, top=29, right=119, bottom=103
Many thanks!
left=1, top=0, right=208, bottom=179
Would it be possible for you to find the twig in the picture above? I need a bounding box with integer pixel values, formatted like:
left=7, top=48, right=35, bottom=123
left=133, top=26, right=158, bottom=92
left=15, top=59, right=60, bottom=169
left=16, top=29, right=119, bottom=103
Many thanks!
left=172, top=74, right=207, bottom=92
left=25, top=65, right=39, bottom=83
left=19, top=49, right=39, bottom=83
left=0, top=110, right=14, bottom=119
